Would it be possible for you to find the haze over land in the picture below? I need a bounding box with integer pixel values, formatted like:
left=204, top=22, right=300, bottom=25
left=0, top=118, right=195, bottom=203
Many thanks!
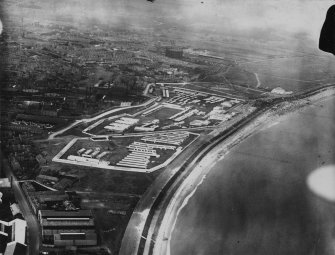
left=1, top=1, right=335, bottom=254
left=5, top=0, right=335, bottom=92
left=9, top=0, right=333, bottom=43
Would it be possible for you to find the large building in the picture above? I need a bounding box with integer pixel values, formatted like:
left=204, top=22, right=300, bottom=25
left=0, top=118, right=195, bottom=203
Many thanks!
left=165, top=47, right=183, bottom=59
left=0, top=178, right=26, bottom=254
left=38, top=210, right=97, bottom=247
left=3, top=241, right=27, bottom=255
left=0, top=219, right=27, bottom=255
left=0, top=218, right=27, bottom=244
left=0, top=178, right=11, bottom=205
left=0, top=178, right=11, bottom=189
left=0, top=231, right=8, bottom=253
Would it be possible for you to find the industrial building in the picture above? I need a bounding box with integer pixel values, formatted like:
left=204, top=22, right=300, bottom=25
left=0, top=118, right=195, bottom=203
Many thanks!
left=116, top=141, right=177, bottom=169
left=104, top=117, right=139, bottom=133
left=3, top=241, right=27, bottom=255
left=67, top=155, right=110, bottom=166
left=38, top=210, right=97, bottom=247
left=0, top=178, right=11, bottom=189
left=0, top=219, right=27, bottom=254
left=0, top=232, right=7, bottom=253
left=141, top=131, right=190, bottom=145
left=165, top=47, right=183, bottom=59
left=0, top=219, right=27, bottom=245
left=134, top=119, right=160, bottom=132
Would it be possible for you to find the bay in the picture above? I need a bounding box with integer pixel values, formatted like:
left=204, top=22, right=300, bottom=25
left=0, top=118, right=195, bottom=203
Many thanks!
left=171, top=96, right=335, bottom=255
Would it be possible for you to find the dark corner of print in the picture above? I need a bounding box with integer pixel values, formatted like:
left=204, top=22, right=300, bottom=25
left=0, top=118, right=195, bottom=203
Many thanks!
left=319, top=5, right=335, bottom=55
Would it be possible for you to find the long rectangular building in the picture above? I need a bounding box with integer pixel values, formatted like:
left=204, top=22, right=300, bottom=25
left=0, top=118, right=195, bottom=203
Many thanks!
left=38, top=210, right=93, bottom=220
left=39, top=210, right=97, bottom=247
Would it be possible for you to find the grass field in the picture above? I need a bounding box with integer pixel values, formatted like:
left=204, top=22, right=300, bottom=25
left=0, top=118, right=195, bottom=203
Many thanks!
left=146, top=106, right=181, bottom=120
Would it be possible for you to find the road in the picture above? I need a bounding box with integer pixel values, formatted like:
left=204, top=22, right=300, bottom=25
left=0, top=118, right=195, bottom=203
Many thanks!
left=140, top=107, right=267, bottom=255
left=48, top=97, right=157, bottom=139
left=1, top=152, right=40, bottom=255
left=119, top=136, right=209, bottom=255
left=119, top=106, right=266, bottom=255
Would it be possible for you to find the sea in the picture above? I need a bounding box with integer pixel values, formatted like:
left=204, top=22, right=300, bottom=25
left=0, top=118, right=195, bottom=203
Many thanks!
left=170, top=95, right=335, bottom=255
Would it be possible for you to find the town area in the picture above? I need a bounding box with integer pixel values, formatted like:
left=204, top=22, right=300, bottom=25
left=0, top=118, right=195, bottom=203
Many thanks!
left=2, top=0, right=333, bottom=255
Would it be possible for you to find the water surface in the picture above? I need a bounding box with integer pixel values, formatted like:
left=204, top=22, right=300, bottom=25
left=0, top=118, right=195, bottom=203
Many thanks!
left=171, top=96, right=335, bottom=255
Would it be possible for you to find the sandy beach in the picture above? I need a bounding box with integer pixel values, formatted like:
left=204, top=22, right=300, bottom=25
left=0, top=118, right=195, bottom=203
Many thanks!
left=152, top=86, right=335, bottom=255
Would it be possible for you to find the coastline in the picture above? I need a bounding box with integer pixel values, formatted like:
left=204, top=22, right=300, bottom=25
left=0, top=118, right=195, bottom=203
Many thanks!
left=152, top=87, right=335, bottom=255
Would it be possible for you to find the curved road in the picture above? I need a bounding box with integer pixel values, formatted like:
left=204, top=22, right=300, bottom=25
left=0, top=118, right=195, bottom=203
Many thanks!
left=119, top=106, right=267, bottom=255
left=48, top=97, right=157, bottom=139
left=119, top=84, right=335, bottom=255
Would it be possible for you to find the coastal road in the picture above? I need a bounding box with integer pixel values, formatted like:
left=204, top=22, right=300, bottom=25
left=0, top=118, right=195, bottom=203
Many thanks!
left=142, top=85, right=335, bottom=255
left=120, top=84, right=335, bottom=255
left=1, top=152, right=40, bottom=255
left=119, top=135, right=210, bottom=255
left=119, top=106, right=266, bottom=255
left=141, top=107, right=268, bottom=255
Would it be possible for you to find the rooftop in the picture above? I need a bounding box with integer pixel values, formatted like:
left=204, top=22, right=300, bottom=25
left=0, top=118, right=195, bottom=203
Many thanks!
left=39, top=210, right=92, bottom=218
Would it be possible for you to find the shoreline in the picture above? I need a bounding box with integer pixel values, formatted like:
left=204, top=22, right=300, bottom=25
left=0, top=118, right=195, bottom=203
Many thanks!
left=152, top=87, right=335, bottom=255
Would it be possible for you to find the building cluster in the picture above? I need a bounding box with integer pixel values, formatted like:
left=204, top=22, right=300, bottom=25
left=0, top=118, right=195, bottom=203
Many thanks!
left=20, top=181, right=99, bottom=248
left=0, top=131, right=40, bottom=179
left=1, top=122, right=44, bottom=135
left=167, top=89, right=202, bottom=106
left=64, top=145, right=112, bottom=167
left=116, top=141, right=176, bottom=169
left=104, top=117, right=139, bottom=133
left=161, top=121, right=186, bottom=130
left=3, top=40, right=83, bottom=89
left=134, top=119, right=160, bottom=132
left=76, top=148, right=102, bottom=159
left=164, top=88, right=242, bottom=125
left=0, top=4, right=258, bottom=254
left=141, top=131, right=190, bottom=146
left=35, top=169, right=83, bottom=191
left=204, top=96, right=229, bottom=104
left=77, top=48, right=136, bottom=66
left=207, top=106, right=239, bottom=121
left=271, top=87, right=293, bottom=95
left=22, top=182, right=72, bottom=214
left=67, top=155, right=110, bottom=167
left=205, top=99, right=240, bottom=121
left=39, top=210, right=97, bottom=247
left=84, top=86, right=243, bottom=135
left=11, top=119, right=54, bottom=131
left=0, top=219, right=27, bottom=255
left=1, top=18, right=198, bottom=152
left=165, top=47, right=184, bottom=59
left=172, top=108, right=201, bottom=122
left=2, top=40, right=146, bottom=120
left=189, top=119, right=211, bottom=127
left=161, top=87, right=170, bottom=98
left=0, top=178, right=28, bottom=255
